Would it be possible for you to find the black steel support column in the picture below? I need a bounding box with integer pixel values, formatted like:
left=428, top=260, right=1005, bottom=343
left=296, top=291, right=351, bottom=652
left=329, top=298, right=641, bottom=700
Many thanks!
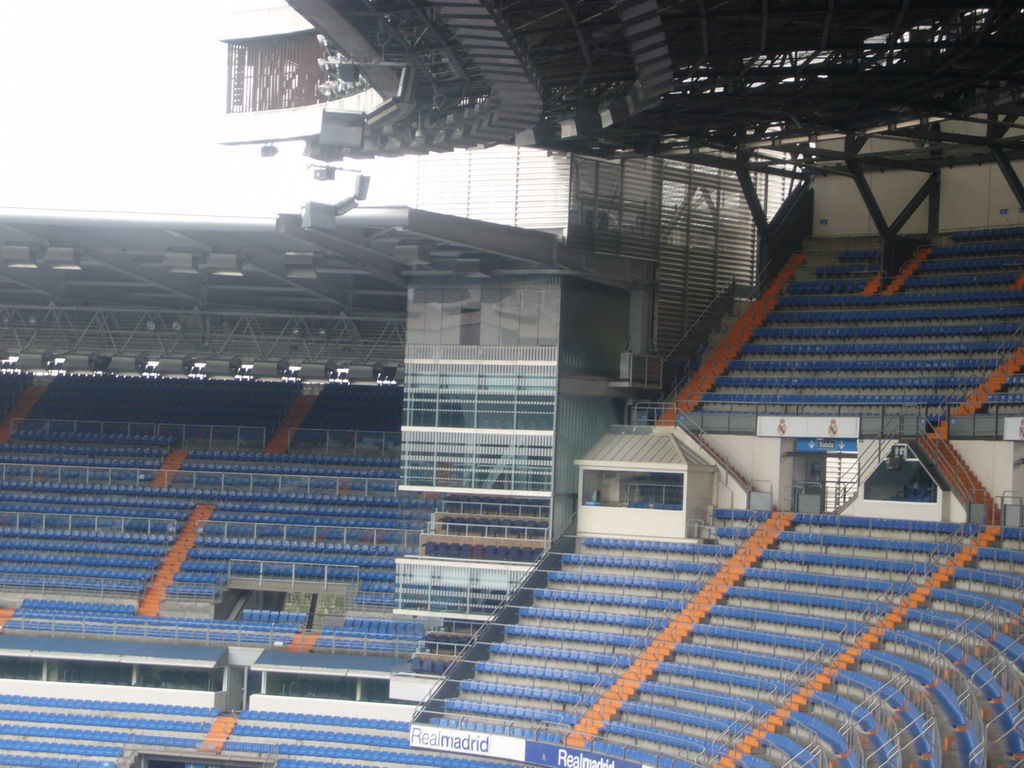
left=992, top=146, right=1024, bottom=214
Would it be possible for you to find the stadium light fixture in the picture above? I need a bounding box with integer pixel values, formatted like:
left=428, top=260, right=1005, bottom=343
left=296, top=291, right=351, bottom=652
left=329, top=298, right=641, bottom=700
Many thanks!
left=43, top=246, right=82, bottom=270
left=1, top=245, right=38, bottom=268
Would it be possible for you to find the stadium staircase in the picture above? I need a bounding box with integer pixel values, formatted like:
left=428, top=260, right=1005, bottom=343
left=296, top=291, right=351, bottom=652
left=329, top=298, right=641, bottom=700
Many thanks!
left=137, top=503, right=215, bottom=617
left=952, top=341, right=1024, bottom=417
left=264, top=394, right=317, bottom=454
left=881, top=247, right=930, bottom=295
left=0, top=384, right=44, bottom=443
left=0, top=607, right=14, bottom=631
left=713, top=524, right=1001, bottom=768
left=663, top=251, right=806, bottom=416
left=151, top=448, right=187, bottom=488
left=198, top=712, right=238, bottom=754
left=565, top=509, right=794, bottom=748
left=916, top=434, right=1000, bottom=524
left=1014, top=272, right=1024, bottom=290
left=286, top=629, right=321, bottom=652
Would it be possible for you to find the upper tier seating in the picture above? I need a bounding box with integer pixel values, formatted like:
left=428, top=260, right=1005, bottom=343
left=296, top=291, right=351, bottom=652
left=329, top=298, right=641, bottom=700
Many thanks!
left=26, top=376, right=300, bottom=436
left=699, top=237, right=1024, bottom=414
left=299, top=384, right=403, bottom=432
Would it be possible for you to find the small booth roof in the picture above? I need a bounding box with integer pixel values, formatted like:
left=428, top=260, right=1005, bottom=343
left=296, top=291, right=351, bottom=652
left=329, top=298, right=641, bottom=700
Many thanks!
left=252, top=648, right=404, bottom=677
left=576, top=425, right=710, bottom=472
left=0, top=634, right=227, bottom=667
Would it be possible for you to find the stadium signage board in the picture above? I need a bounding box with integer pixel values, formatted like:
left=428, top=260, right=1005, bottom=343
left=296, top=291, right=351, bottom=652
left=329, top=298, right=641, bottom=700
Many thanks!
left=524, top=741, right=644, bottom=768
left=1003, top=416, right=1024, bottom=441
left=756, top=415, right=859, bottom=439
left=795, top=438, right=858, bottom=453
left=408, top=725, right=526, bottom=761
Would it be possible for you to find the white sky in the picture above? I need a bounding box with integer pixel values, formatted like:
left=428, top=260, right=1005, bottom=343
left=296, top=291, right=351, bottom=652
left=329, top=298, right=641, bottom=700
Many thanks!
left=0, top=0, right=383, bottom=218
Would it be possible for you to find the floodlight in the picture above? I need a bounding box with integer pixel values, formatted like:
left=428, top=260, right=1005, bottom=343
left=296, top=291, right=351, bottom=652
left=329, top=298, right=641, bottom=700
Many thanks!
left=43, top=246, right=82, bottom=270
left=1, top=245, right=37, bottom=268
left=162, top=250, right=198, bottom=274
left=206, top=252, right=244, bottom=277
left=88, top=352, right=112, bottom=372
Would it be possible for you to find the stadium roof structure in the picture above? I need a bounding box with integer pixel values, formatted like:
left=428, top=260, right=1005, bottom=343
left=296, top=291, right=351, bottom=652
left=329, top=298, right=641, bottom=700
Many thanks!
left=290, top=0, right=1024, bottom=179
left=0, top=205, right=627, bottom=318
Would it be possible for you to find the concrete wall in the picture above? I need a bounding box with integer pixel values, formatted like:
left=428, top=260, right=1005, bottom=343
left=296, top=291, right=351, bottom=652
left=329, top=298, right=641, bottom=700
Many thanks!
left=1, top=679, right=218, bottom=708
left=811, top=133, right=1024, bottom=238
left=577, top=504, right=687, bottom=541
left=952, top=438, right=1020, bottom=504
left=249, top=694, right=417, bottom=720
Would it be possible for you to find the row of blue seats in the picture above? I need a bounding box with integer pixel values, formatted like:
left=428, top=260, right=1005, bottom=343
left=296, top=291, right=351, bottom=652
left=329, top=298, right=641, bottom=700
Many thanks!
left=181, top=460, right=400, bottom=479
left=921, top=251, right=1024, bottom=265
left=776, top=287, right=1022, bottom=307
left=931, top=241, right=1024, bottom=255
left=196, top=539, right=403, bottom=556
left=11, top=430, right=175, bottom=446
left=423, top=542, right=542, bottom=562
left=535, top=586, right=689, bottom=612
left=489, top=641, right=633, bottom=669
left=563, top=552, right=720, bottom=576
left=949, top=227, right=1024, bottom=240
left=768, top=304, right=1024, bottom=322
left=460, top=679, right=592, bottom=707
left=836, top=248, right=879, bottom=261
left=0, top=696, right=212, bottom=720
left=2, top=552, right=159, bottom=567
left=189, top=450, right=399, bottom=466
left=12, top=609, right=302, bottom=632
left=20, top=599, right=134, bottom=614
left=754, top=320, right=1020, bottom=338
left=815, top=263, right=875, bottom=276
left=8, top=441, right=166, bottom=457
left=240, top=609, right=308, bottom=623
left=313, top=636, right=419, bottom=653
left=340, top=616, right=423, bottom=636
left=786, top=278, right=869, bottom=294
left=4, top=618, right=298, bottom=644
left=185, top=549, right=393, bottom=569
left=584, top=537, right=728, bottom=555
left=0, top=710, right=207, bottom=731
left=477, top=659, right=614, bottom=687
left=0, top=530, right=172, bottom=545
left=700, top=392, right=955, bottom=405
left=0, top=723, right=201, bottom=750
left=786, top=511, right=983, bottom=535
left=443, top=697, right=572, bottom=726
left=208, top=514, right=417, bottom=532
left=0, top=454, right=162, bottom=469
left=215, top=501, right=413, bottom=517
left=716, top=374, right=984, bottom=388
left=742, top=339, right=1008, bottom=355
left=729, top=357, right=996, bottom=372
left=0, top=504, right=187, bottom=522
left=903, top=271, right=1019, bottom=287
left=0, top=489, right=192, bottom=508
left=549, top=570, right=702, bottom=594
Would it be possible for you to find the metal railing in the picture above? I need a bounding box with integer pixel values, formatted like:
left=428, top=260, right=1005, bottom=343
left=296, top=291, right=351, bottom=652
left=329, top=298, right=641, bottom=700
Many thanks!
left=0, top=510, right=179, bottom=536
left=287, top=427, right=401, bottom=456
left=0, top=460, right=396, bottom=497
left=199, top=521, right=418, bottom=550
left=11, top=417, right=266, bottom=450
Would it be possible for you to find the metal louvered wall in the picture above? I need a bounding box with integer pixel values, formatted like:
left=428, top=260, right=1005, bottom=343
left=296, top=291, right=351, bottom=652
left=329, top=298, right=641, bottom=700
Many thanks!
left=567, top=155, right=794, bottom=356
left=413, top=145, right=571, bottom=233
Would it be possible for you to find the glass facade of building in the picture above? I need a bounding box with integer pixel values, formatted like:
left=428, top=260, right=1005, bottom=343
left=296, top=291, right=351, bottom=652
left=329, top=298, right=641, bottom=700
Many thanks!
left=402, top=277, right=560, bottom=496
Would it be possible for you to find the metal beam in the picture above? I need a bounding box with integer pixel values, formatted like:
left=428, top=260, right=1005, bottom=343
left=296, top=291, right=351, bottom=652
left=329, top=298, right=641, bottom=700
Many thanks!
left=890, top=172, right=939, bottom=235
left=276, top=214, right=406, bottom=288
left=735, top=158, right=769, bottom=239
left=992, top=146, right=1024, bottom=214
left=846, top=160, right=890, bottom=239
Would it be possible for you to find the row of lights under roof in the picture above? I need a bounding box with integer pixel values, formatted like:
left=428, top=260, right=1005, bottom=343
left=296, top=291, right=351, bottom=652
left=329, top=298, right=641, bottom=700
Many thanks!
left=0, top=352, right=399, bottom=385
left=0, top=246, right=323, bottom=280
